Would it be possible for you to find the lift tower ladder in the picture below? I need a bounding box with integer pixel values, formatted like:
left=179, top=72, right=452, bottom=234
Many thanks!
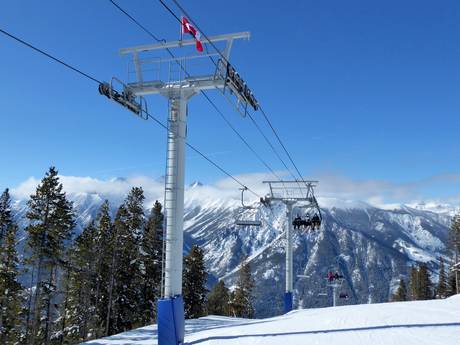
left=263, top=180, right=321, bottom=313
left=119, top=31, right=250, bottom=345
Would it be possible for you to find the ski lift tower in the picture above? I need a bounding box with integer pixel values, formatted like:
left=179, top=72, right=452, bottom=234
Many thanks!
left=327, top=278, right=343, bottom=307
left=118, top=32, right=251, bottom=345
left=263, top=180, right=321, bottom=313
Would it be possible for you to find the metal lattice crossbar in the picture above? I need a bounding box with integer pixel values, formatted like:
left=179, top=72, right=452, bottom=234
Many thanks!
left=263, top=180, right=318, bottom=201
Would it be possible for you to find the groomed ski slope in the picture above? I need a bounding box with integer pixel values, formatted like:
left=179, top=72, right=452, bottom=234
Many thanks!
left=82, top=295, right=460, bottom=345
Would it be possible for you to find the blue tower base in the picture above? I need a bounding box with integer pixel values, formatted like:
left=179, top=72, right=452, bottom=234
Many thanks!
left=284, top=291, right=293, bottom=313
left=158, top=296, right=185, bottom=345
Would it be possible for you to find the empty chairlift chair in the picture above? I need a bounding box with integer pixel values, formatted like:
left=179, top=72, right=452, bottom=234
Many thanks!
left=235, top=187, right=262, bottom=227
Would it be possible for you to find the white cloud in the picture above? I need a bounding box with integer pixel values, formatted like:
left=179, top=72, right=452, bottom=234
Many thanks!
left=9, top=171, right=460, bottom=209
left=10, top=173, right=271, bottom=209
left=312, top=172, right=460, bottom=208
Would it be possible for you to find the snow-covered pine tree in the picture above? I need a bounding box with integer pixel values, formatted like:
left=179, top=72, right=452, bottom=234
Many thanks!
left=409, top=264, right=433, bottom=300
left=0, top=188, right=24, bottom=344
left=124, top=187, right=145, bottom=242
left=436, top=257, right=448, bottom=299
left=140, top=201, right=164, bottom=325
left=61, top=222, right=98, bottom=344
left=207, top=280, right=230, bottom=316
left=409, top=265, right=419, bottom=300
left=418, top=263, right=433, bottom=300
left=447, top=266, right=458, bottom=296
left=183, top=245, right=208, bottom=319
left=392, top=278, right=407, bottom=302
left=230, top=257, right=255, bottom=318
left=448, top=212, right=460, bottom=294
left=25, top=167, right=75, bottom=345
left=92, top=200, right=113, bottom=337
left=0, top=188, right=13, bottom=246
left=107, top=187, right=145, bottom=334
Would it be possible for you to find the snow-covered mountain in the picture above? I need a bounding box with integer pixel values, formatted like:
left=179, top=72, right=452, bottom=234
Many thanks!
left=11, top=183, right=454, bottom=317
left=182, top=195, right=452, bottom=317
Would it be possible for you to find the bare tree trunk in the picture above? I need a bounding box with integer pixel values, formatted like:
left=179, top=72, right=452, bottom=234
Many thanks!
left=93, top=274, right=102, bottom=338
left=456, top=253, right=459, bottom=294
left=105, top=251, right=116, bottom=337
left=0, top=284, right=4, bottom=343
left=59, top=267, right=70, bottom=345
left=44, top=265, right=55, bottom=345
left=24, top=265, right=35, bottom=343
left=31, top=257, right=44, bottom=345
left=82, top=268, right=92, bottom=342
left=31, top=203, right=49, bottom=345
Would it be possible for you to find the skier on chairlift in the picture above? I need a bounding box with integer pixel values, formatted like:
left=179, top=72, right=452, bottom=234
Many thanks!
left=312, top=213, right=321, bottom=228
left=293, top=215, right=302, bottom=229
left=327, top=271, right=334, bottom=282
left=334, top=272, right=344, bottom=280
left=260, top=196, right=270, bottom=207
left=304, top=214, right=311, bottom=229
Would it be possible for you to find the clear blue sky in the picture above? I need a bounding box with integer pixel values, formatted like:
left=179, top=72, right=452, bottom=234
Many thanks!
left=1, top=0, right=459, bottom=200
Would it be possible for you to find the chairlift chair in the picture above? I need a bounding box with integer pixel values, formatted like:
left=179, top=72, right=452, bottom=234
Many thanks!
left=339, top=292, right=349, bottom=299
left=235, top=187, right=262, bottom=227
left=292, top=205, right=321, bottom=231
left=326, top=269, right=345, bottom=287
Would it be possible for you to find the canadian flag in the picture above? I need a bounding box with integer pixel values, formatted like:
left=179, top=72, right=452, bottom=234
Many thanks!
left=182, top=17, right=203, bottom=52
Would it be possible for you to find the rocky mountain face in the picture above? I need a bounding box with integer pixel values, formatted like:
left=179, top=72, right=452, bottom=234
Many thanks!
left=184, top=198, right=451, bottom=317
left=12, top=188, right=453, bottom=318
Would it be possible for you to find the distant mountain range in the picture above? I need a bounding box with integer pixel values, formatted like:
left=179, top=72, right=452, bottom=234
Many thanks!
left=11, top=182, right=455, bottom=317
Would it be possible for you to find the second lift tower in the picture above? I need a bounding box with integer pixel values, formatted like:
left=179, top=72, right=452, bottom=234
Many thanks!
left=263, top=180, right=321, bottom=313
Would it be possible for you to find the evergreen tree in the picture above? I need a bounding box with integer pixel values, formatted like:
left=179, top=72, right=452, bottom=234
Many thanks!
left=62, top=222, right=98, bottom=343
left=392, top=278, right=407, bottom=302
left=0, top=188, right=13, bottom=246
left=183, top=245, right=208, bottom=319
left=0, top=188, right=24, bottom=344
left=436, top=257, right=448, bottom=299
left=124, top=187, right=145, bottom=242
left=107, top=187, right=145, bottom=334
left=409, top=265, right=419, bottom=300
left=448, top=212, right=460, bottom=294
left=25, top=167, right=75, bottom=345
left=92, top=201, right=113, bottom=337
left=447, top=266, right=458, bottom=297
left=418, top=263, right=433, bottom=300
left=230, top=258, right=254, bottom=318
left=207, top=280, right=230, bottom=316
left=140, top=201, right=164, bottom=325
left=60, top=201, right=114, bottom=344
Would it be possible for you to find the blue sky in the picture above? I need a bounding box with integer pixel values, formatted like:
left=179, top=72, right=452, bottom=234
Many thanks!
left=1, top=0, right=459, bottom=202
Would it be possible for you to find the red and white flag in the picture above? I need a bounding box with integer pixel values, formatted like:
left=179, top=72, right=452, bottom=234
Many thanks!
left=182, top=17, right=203, bottom=52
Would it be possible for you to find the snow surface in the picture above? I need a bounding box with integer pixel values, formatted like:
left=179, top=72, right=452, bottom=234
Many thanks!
left=81, top=295, right=460, bottom=345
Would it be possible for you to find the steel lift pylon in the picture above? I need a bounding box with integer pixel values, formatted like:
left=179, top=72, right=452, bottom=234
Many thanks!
left=119, top=32, right=250, bottom=345
left=263, top=180, right=321, bottom=313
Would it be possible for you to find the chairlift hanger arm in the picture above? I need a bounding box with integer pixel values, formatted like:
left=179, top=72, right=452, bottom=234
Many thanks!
left=240, top=186, right=259, bottom=209
left=240, top=187, right=248, bottom=208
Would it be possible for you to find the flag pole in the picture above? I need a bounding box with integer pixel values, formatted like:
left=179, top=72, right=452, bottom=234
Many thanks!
left=179, top=16, right=183, bottom=47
